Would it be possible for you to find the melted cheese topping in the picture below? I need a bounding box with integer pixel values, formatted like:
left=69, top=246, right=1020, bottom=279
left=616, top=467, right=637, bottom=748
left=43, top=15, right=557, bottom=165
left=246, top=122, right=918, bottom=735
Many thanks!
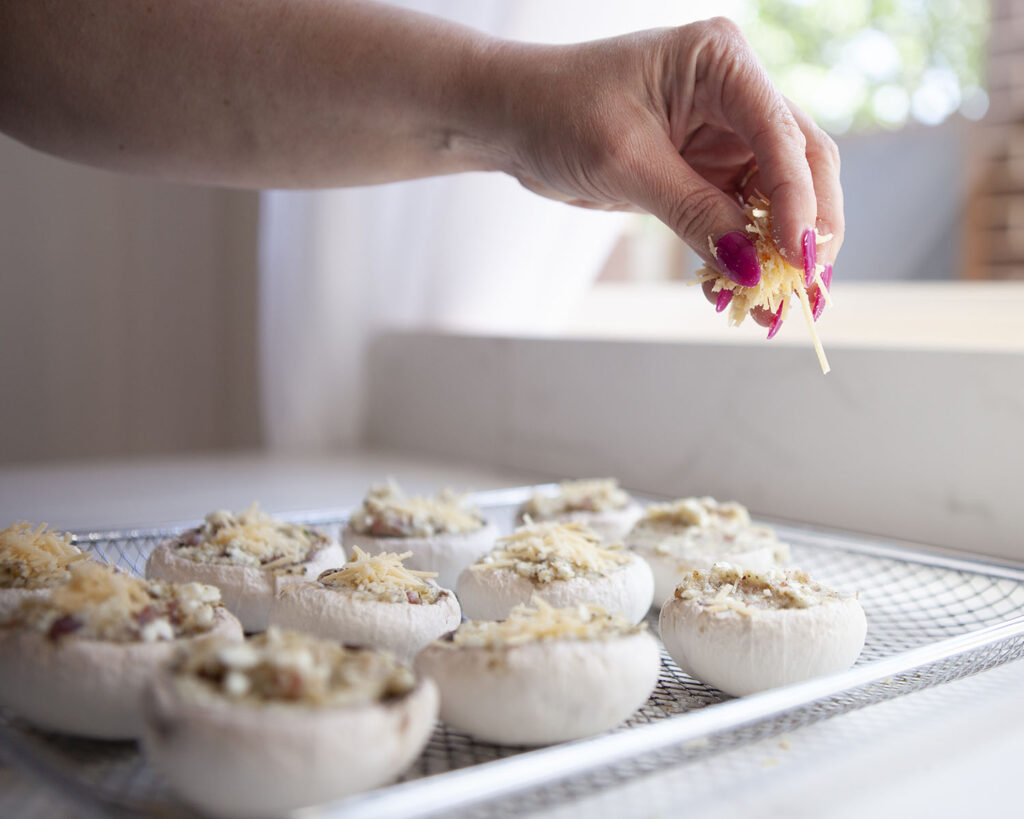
left=0, top=521, right=86, bottom=589
left=472, top=521, right=630, bottom=584
left=696, top=193, right=832, bottom=374
left=451, top=597, right=643, bottom=648
left=639, top=497, right=751, bottom=530
left=172, top=503, right=327, bottom=571
left=10, top=561, right=223, bottom=642
left=317, top=547, right=444, bottom=604
left=674, top=563, right=852, bottom=617
left=521, top=479, right=631, bottom=519
left=171, top=627, right=415, bottom=707
left=348, top=480, right=484, bottom=538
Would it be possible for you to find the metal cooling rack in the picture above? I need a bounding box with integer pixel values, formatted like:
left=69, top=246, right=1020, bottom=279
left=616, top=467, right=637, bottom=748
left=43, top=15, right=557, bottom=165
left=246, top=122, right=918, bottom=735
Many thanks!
left=2, top=485, right=1023, bottom=819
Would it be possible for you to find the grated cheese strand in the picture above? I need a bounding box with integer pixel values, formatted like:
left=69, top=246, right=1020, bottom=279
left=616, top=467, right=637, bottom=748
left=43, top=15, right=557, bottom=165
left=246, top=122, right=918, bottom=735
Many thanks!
left=0, top=521, right=87, bottom=588
left=317, top=546, right=442, bottom=602
left=695, top=193, right=832, bottom=375
left=451, top=596, right=642, bottom=648
left=473, top=521, right=629, bottom=582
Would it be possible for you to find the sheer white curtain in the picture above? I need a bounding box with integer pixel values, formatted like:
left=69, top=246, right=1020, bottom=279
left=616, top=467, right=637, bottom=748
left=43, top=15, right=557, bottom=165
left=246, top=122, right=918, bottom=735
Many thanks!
left=259, top=0, right=681, bottom=450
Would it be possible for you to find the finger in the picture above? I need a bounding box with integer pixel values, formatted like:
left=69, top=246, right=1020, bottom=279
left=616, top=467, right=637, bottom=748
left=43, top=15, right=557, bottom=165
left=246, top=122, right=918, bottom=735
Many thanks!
left=695, top=19, right=817, bottom=265
left=787, top=100, right=844, bottom=266
left=617, top=130, right=762, bottom=286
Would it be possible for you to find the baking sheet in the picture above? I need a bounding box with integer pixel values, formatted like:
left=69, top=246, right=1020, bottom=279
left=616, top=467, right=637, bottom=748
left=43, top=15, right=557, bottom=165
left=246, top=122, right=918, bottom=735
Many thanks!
left=2, top=485, right=1024, bottom=818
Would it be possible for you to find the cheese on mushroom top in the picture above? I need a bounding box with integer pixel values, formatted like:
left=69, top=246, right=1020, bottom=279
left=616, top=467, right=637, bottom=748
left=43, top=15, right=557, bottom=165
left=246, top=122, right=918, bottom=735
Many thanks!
left=316, top=547, right=444, bottom=604
left=472, top=521, right=630, bottom=583
left=521, top=479, right=631, bottom=518
left=8, top=561, right=223, bottom=642
left=639, top=497, right=750, bottom=530
left=348, top=481, right=484, bottom=538
left=450, top=597, right=644, bottom=649
left=0, top=521, right=87, bottom=589
left=171, top=503, right=328, bottom=571
left=170, top=628, right=416, bottom=708
left=674, top=564, right=853, bottom=617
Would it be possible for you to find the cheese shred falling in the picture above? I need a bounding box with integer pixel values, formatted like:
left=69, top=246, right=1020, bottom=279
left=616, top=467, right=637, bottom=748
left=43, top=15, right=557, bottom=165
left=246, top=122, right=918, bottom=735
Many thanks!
left=695, top=193, right=832, bottom=374
left=451, top=597, right=642, bottom=648
left=0, top=521, right=86, bottom=589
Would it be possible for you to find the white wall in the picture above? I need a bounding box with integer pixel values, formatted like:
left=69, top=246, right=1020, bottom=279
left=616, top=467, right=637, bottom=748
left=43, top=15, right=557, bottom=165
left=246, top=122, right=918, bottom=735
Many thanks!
left=366, top=331, right=1024, bottom=562
left=0, top=135, right=261, bottom=463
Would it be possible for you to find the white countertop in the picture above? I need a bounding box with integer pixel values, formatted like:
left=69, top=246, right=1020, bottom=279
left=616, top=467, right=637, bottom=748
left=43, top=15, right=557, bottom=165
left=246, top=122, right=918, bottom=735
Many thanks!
left=1, top=449, right=1021, bottom=818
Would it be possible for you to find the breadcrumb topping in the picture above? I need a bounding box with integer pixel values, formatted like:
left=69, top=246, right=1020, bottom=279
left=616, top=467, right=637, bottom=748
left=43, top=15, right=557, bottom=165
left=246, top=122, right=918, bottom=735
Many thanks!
left=449, top=597, right=643, bottom=648
left=8, top=561, right=224, bottom=642
left=521, top=479, right=631, bottom=519
left=348, top=480, right=484, bottom=538
left=316, top=546, right=445, bottom=604
left=471, top=521, right=630, bottom=584
left=170, top=628, right=416, bottom=707
left=0, top=521, right=87, bottom=589
left=171, top=503, right=329, bottom=572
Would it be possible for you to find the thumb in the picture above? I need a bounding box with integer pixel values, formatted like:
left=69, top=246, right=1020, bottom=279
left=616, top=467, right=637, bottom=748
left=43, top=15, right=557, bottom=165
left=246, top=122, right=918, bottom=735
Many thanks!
left=620, top=135, right=761, bottom=287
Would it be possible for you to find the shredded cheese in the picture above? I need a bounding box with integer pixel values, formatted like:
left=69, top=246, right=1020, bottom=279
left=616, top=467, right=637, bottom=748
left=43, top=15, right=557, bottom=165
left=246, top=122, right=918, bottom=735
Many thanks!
left=171, top=627, right=415, bottom=707
left=11, top=561, right=224, bottom=642
left=674, top=563, right=851, bottom=616
left=472, top=521, right=629, bottom=583
left=0, top=521, right=86, bottom=589
left=348, top=480, right=484, bottom=538
left=694, top=193, right=832, bottom=374
left=172, top=503, right=327, bottom=570
left=451, top=596, right=643, bottom=648
left=640, top=497, right=750, bottom=530
left=521, top=479, right=631, bottom=519
left=317, top=547, right=443, bottom=604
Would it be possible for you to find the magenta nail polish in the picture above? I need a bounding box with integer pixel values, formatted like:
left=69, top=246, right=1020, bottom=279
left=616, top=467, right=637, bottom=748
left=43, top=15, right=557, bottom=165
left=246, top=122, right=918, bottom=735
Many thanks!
left=715, top=289, right=733, bottom=313
left=715, top=232, right=761, bottom=287
left=767, top=302, right=785, bottom=339
left=802, top=229, right=817, bottom=287
left=812, top=289, right=825, bottom=321
left=822, top=263, right=833, bottom=291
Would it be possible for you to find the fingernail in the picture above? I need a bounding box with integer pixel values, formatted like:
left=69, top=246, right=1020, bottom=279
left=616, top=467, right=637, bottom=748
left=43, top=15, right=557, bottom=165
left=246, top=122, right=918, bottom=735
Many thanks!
left=802, top=229, right=817, bottom=287
left=715, top=232, right=761, bottom=287
left=822, top=263, right=833, bottom=291
left=812, top=287, right=825, bottom=321
left=767, top=301, right=785, bottom=339
left=715, top=289, right=733, bottom=313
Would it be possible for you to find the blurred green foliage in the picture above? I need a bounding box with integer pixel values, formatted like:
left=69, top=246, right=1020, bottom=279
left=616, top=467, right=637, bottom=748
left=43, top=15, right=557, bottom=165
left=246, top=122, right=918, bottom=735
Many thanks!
left=744, top=0, right=990, bottom=133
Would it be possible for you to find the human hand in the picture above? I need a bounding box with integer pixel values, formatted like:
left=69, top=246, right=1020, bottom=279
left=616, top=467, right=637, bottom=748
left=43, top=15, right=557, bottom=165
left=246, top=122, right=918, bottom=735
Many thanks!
left=481, top=18, right=843, bottom=302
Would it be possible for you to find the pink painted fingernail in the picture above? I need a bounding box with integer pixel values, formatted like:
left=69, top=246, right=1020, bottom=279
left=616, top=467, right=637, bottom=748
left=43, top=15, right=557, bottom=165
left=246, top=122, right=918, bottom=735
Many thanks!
left=767, top=301, right=785, bottom=339
left=812, top=287, right=825, bottom=321
left=715, top=232, right=761, bottom=287
left=802, top=229, right=816, bottom=287
left=715, top=289, right=733, bottom=313
left=822, top=263, right=833, bottom=291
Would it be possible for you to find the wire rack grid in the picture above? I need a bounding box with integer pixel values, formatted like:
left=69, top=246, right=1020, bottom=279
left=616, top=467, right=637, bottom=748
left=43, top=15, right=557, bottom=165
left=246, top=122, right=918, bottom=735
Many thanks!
left=1, top=487, right=1023, bottom=819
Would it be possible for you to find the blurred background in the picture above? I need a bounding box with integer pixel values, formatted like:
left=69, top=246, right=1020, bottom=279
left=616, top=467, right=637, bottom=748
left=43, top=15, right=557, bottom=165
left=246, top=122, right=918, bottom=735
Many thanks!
left=0, top=0, right=1016, bottom=465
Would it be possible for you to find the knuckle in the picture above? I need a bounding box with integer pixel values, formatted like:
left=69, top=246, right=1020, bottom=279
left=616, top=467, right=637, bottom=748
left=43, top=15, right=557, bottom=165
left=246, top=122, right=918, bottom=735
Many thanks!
left=666, top=186, right=721, bottom=244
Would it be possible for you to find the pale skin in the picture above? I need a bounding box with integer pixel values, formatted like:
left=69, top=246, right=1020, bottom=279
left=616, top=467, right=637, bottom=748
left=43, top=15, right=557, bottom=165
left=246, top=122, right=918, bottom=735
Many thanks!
left=0, top=1, right=843, bottom=295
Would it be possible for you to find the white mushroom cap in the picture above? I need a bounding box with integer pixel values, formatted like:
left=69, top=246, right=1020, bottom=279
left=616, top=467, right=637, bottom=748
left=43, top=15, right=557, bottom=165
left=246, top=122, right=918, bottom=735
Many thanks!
left=343, top=520, right=498, bottom=591
left=146, top=539, right=346, bottom=632
left=456, top=554, right=653, bottom=624
left=659, top=565, right=866, bottom=696
left=270, top=581, right=461, bottom=661
left=142, top=672, right=438, bottom=818
left=415, top=629, right=659, bottom=746
left=0, top=607, right=242, bottom=739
